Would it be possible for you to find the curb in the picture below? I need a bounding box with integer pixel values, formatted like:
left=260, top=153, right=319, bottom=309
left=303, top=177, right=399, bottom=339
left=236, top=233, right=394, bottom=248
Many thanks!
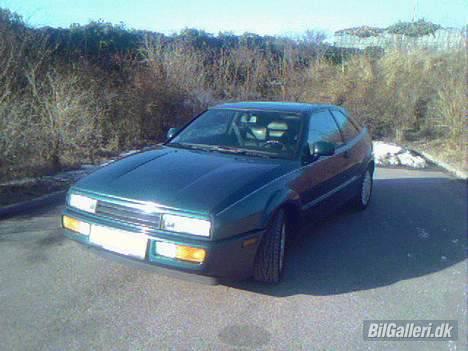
left=0, top=190, right=67, bottom=219
left=416, top=150, right=467, bottom=180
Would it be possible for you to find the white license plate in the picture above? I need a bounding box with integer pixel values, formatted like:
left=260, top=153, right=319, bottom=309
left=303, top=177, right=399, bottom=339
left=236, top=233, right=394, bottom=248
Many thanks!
left=90, top=225, right=148, bottom=259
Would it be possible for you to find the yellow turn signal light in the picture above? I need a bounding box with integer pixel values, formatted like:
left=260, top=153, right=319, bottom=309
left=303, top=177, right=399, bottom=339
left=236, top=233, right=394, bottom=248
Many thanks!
left=62, top=215, right=90, bottom=236
left=156, top=241, right=206, bottom=263
left=175, top=245, right=206, bottom=263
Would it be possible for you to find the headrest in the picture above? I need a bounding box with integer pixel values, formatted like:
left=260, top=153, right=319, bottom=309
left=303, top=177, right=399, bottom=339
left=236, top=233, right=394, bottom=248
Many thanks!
left=240, top=115, right=258, bottom=124
left=249, top=126, right=267, bottom=140
left=267, top=121, right=288, bottom=138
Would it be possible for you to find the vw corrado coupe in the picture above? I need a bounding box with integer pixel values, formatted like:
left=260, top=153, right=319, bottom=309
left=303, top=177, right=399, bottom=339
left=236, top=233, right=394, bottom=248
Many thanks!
left=63, top=102, right=374, bottom=283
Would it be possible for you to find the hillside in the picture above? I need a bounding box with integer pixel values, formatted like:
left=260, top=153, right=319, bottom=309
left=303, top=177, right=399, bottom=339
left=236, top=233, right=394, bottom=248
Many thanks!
left=0, top=8, right=465, bottom=181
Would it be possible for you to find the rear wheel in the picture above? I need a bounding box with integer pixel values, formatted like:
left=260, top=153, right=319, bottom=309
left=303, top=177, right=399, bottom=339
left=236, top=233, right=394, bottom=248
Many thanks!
left=352, top=168, right=373, bottom=210
left=253, top=209, right=287, bottom=283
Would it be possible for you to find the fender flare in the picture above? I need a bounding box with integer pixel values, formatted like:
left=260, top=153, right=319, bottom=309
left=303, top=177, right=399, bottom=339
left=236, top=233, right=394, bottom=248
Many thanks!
left=260, top=189, right=302, bottom=228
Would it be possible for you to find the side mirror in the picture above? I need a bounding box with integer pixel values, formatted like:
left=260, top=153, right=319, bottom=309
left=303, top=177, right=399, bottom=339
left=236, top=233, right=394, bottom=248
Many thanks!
left=302, top=141, right=335, bottom=164
left=312, top=141, right=335, bottom=157
left=166, top=127, right=179, bottom=140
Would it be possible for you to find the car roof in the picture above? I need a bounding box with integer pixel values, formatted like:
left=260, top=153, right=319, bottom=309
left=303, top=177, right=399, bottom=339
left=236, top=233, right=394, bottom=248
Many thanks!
left=210, top=101, right=341, bottom=114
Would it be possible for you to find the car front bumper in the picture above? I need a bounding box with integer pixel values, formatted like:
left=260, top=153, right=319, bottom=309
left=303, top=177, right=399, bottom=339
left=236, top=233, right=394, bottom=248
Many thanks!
left=62, top=209, right=263, bottom=283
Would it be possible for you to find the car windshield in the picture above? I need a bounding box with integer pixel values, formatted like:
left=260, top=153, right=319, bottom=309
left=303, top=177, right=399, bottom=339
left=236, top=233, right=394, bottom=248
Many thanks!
left=167, top=109, right=304, bottom=159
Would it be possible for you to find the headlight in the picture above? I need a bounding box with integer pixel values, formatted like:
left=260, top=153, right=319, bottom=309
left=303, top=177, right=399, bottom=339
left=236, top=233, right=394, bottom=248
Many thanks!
left=161, top=214, right=211, bottom=237
left=69, top=193, right=97, bottom=213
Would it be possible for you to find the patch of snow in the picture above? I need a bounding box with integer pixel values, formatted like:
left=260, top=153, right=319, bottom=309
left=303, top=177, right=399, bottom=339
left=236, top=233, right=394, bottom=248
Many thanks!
left=0, top=169, right=92, bottom=187
left=52, top=169, right=93, bottom=183
left=1, top=147, right=144, bottom=189
left=0, top=177, right=38, bottom=187
left=374, top=141, right=403, bottom=155
left=373, top=141, right=427, bottom=168
left=397, top=151, right=426, bottom=168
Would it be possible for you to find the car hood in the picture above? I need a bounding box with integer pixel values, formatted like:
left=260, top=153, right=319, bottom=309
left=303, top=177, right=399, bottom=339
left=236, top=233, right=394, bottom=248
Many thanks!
left=74, top=145, right=297, bottom=214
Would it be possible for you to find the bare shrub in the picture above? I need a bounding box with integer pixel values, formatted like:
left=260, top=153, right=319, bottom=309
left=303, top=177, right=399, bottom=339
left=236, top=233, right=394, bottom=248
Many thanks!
left=212, top=46, right=270, bottom=100
left=0, top=8, right=465, bottom=181
left=26, top=70, right=105, bottom=170
left=0, top=97, right=41, bottom=179
left=427, top=50, right=466, bottom=149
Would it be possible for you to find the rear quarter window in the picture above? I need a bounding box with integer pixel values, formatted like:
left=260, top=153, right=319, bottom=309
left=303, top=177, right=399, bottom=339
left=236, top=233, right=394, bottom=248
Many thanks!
left=330, top=110, right=361, bottom=142
left=307, top=110, right=344, bottom=147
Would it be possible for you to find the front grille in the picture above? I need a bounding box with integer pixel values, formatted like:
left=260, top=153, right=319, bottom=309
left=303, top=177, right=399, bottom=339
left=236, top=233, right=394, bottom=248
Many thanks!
left=95, top=200, right=162, bottom=230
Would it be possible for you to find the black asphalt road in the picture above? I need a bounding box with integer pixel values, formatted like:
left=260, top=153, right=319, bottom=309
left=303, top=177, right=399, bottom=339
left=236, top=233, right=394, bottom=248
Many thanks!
left=0, top=167, right=466, bottom=350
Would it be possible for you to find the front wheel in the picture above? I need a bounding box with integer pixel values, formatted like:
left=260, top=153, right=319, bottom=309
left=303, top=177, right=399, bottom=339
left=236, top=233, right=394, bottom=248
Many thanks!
left=352, top=169, right=373, bottom=210
left=253, top=209, right=287, bottom=283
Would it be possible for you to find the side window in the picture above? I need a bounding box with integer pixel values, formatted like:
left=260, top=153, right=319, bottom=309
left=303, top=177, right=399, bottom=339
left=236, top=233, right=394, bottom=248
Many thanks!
left=308, top=110, right=344, bottom=147
left=331, top=110, right=360, bottom=142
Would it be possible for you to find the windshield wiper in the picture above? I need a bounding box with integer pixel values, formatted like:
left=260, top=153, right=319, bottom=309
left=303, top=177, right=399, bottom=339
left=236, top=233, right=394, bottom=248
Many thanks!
left=169, top=143, right=238, bottom=153
left=168, top=143, right=281, bottom=159
left=205, top=145, right=280, bottom=159
left=167, top=142, right=210, bottom=151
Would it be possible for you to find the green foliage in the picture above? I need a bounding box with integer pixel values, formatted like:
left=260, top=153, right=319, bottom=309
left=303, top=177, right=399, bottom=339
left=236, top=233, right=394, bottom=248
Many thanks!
left=387, top=19, right=441, bottom=37
left=0, top=7, right=25, bottom=30
left=336, top=26, right=384, bottom=38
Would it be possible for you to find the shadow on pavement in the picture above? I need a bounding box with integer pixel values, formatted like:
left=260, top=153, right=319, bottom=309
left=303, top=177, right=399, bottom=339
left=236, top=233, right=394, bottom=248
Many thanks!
left=1, top=202, right=64, bottom=221
left=228, top=176, right=466, bottom=296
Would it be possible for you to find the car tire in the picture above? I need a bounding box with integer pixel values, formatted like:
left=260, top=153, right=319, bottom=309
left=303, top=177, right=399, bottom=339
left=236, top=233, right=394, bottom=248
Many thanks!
left=253, top=209, right=287, bottom=284
left=352, top=168, right=373, bottom=210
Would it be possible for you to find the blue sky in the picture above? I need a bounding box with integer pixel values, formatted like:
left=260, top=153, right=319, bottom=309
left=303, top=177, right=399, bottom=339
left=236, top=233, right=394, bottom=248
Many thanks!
left=3, top=0, right=466, bottom=36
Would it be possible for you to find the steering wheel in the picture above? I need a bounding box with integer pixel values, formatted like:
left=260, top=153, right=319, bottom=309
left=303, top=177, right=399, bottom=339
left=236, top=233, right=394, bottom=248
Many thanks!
left=263, top=140, right=286, bottom=152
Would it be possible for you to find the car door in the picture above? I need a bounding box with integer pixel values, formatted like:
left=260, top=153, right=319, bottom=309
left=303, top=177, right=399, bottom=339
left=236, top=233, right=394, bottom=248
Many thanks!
left=329, top=108, right=365, bottom=199
left=299, top=109, right=348, bottom=211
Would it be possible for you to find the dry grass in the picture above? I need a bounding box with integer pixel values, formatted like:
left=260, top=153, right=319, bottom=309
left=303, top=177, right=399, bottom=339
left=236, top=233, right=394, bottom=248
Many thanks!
left=0, top=16, right=465, bottom=181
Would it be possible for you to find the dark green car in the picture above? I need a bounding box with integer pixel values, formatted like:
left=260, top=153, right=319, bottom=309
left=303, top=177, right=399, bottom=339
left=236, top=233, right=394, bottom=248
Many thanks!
left=63, top=102, right=374, bottom=283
